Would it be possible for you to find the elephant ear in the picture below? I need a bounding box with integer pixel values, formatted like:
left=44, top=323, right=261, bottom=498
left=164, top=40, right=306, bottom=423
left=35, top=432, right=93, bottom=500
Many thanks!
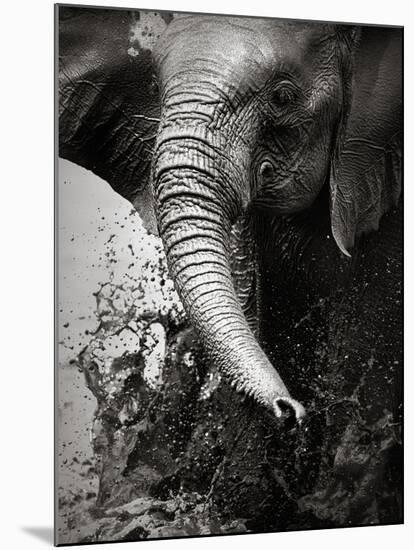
left=58, top=6, right=174, bottom=234
left=330, top=25, right=403, bottom=256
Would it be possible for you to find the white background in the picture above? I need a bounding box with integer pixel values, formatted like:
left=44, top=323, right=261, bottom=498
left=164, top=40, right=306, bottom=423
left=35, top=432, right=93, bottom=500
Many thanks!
left=0, top=0, right=412, bottom=548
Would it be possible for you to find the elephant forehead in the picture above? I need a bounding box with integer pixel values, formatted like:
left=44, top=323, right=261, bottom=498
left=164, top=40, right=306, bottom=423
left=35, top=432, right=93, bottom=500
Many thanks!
left=156, top=16, right=334, bottom=93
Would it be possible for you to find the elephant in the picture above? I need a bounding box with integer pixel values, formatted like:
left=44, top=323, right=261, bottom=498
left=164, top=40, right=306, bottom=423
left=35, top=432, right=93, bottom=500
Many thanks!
left=58, top=6, right=403, bottom=532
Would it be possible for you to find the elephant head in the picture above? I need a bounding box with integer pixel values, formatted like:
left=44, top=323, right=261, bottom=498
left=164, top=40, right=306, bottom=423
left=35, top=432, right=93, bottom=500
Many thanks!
left=58, top=8, right=402, bottom=422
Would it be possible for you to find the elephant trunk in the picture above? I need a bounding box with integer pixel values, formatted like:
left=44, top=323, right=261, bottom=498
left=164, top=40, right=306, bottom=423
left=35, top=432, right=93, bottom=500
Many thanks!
left=153, top=118, right=305, bottom=421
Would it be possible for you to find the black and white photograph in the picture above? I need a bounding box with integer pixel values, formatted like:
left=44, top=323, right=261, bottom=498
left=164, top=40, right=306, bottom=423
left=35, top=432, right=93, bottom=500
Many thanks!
left=55, top=3, right=403, bottom=546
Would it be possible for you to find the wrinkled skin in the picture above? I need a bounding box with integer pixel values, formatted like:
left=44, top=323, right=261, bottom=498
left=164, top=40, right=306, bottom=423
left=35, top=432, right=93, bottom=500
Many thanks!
left=59, top=7, right=402, bottom=531
left=152, top=17, right=345, bottom=420
left=150, top=15, right=401, bottom=422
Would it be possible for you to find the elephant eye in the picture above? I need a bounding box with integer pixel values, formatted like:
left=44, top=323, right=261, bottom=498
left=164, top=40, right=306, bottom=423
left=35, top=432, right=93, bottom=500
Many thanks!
left=271, top=81, right=297, bottom=107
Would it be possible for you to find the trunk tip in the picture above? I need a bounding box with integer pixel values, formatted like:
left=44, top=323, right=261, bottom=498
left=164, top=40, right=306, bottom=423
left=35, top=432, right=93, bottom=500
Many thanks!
left=273, top=396, right=306, bottom=424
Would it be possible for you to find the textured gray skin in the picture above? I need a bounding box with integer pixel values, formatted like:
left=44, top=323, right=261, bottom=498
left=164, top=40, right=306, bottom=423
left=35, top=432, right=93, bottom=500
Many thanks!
left=59, top=8, right=402, bottom=424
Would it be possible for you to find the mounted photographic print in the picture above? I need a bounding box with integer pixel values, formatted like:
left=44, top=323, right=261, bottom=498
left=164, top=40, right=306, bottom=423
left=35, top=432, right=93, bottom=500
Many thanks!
left=55, top=3, right=403, bottom=545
